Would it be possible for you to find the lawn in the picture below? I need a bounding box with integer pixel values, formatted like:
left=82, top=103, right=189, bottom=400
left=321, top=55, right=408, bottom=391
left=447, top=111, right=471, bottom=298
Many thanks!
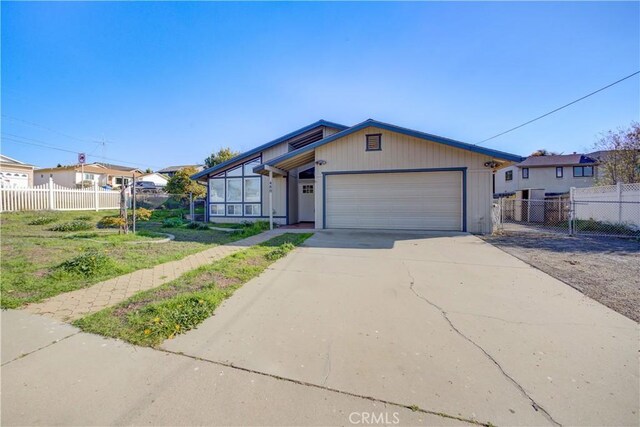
left=74, top=233, right=312, bottom=346
left=0, top=210, right=269, bottom=308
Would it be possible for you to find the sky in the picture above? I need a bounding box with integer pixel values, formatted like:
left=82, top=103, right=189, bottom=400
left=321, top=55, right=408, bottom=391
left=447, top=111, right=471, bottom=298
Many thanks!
left=2, top=1, right=639, bottom=171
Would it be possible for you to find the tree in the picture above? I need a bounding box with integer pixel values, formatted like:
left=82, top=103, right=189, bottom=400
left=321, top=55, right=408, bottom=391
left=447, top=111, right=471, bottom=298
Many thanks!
left=204, top=147, right=239, bottom=168
left=530, top=149, right=558, bottom=157
left=165, top=167, right=206, bottom=198
left=592, top=122, right=640, bottom=185
left=145, top=168, right=153, bottom=174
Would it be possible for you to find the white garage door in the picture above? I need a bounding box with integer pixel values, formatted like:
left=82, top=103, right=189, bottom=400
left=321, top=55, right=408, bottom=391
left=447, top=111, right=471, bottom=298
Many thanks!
left=325, top=171, right=463, bottom=231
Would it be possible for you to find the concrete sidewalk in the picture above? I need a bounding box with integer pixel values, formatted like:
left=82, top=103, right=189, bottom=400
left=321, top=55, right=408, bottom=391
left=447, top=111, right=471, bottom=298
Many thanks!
left=22, top=229, right=298, bottom=322
left=0, top=310, right=464, bottom=426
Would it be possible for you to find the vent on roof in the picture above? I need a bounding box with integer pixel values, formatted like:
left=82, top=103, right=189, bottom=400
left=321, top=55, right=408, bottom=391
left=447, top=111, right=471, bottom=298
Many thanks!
left=288, top=128, right=325, bottom=150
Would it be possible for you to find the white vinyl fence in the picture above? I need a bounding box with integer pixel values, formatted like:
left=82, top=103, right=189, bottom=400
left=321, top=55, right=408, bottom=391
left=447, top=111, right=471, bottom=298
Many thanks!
left=0, top=178, right=122, bottom=212
left=572, top=183, right=640, bottom=230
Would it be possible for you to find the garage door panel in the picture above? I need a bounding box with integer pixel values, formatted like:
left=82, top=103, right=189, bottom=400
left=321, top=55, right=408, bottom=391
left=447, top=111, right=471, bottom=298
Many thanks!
left=326, top=171, right=462, bottom=231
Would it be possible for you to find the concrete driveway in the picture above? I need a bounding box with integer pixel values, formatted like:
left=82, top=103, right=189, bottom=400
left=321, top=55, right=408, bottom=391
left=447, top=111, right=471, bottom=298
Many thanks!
left=163, top=230, right=639, bottom=426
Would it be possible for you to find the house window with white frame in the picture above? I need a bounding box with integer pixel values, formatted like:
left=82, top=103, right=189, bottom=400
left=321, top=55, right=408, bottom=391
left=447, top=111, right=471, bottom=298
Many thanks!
left=556, top=167, right=563, bottom=178
left=521, top=168, right=529, bottom=179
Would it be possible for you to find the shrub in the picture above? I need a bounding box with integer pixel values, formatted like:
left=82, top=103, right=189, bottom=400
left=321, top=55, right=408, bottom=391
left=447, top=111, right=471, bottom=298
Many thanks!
left=75, top=215, right=92, bottom=221
left=129, top=208, right=152, bottom=221
left=49, top=220, right=93, bottom=232
left=28, top=216, right=58, bottom=226
left=265, top=242, right=296, bottom=261
left=162, top=217, right=184, bottom=228
left=186, top=222, right=210, bottom=230
left=97, top=216, right=126, bottom=229
left=55, top=249, right=115, bottom=277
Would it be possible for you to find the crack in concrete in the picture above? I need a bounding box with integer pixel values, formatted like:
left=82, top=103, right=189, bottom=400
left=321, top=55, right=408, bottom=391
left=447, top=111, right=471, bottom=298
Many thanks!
left=1, top=331, right=80, bottom=367
left=160, top=348, right=490, bottom=426
left=321, top=341, right=332, bottom=386
left=403, top=262, right=562, bottom=427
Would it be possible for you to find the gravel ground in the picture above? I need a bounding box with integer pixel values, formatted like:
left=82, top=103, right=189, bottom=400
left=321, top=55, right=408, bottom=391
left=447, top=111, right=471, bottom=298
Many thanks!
left=481, top=233, right=640, bottom=322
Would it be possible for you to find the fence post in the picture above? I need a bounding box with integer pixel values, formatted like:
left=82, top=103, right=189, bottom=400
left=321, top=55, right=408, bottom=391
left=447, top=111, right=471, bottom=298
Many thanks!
left=569, top=187, right=575, bottom=236
left=48, top=177, right=55, bottom=211
left=189, top=192, right=194, bottom=223
left=617, top=182, right=623, bottom=223
left=94, top=182, right=99, bottom=211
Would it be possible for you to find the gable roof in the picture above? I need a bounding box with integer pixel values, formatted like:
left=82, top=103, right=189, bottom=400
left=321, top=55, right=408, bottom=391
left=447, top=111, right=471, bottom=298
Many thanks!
left=1, top=154, right=33, bottom=167
left=255, top=119, right=524, bottom=173
left=192, top=120, right=349, bottom=180
left=93, top=162, right=141, bottom=172
left=157, top=164, right=204, bottom=173
left=517, top=154, right=596, bottom=167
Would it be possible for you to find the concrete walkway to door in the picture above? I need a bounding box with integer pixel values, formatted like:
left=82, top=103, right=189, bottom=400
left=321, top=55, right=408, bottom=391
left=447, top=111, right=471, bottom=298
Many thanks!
left=163, top=230, right=639, bottom=426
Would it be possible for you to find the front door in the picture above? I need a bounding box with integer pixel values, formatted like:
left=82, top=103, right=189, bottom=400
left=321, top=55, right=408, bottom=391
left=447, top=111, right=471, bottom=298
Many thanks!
left=298, top=182, right=315, bottom=222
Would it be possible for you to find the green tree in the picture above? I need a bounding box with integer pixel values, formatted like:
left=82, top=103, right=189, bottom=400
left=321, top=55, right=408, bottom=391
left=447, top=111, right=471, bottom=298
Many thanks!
left=165, top=167, right=206, bottom=198
left=204, top=147, right=239, bottom=168
left=593, top=122, right=640, bottom=185
left=145, top=168, right=153, bottom=174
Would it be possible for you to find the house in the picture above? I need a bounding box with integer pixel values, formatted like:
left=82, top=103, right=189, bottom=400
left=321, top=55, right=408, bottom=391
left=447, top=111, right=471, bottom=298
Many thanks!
left=34, top=163, right=142, bottom=188
left=191, top=119, right=523, bottom=233
left=157, top=165, right=204, bottom=177
left=0, top=155, right=35, bottom=188
left=137, top=172, right=169, bottom=187
left=493, top=153, right=598, bottom=198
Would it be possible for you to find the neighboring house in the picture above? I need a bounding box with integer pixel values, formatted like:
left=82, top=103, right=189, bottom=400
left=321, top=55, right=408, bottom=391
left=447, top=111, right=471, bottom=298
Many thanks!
left=494, top=154, right=598, bottom=198
left=34, top=164, right=141, bottom=188
left=191, top=119, right=523, bottom=233
left=0, top=155, right=35, bottom=188
left=157, top=164, right=204, bottom=177
left=137, top=172, right=169, bottom=187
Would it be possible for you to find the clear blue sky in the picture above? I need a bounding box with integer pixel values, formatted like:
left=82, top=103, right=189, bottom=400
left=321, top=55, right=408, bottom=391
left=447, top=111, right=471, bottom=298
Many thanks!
left=2, top=1, right=639, bottom=170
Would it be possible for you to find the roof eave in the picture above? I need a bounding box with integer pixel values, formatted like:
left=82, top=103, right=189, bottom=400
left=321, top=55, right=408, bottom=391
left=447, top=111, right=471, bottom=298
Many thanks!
left=259, top=119, right=524, bottom=169
left=192, top=120, right=348, bottom=180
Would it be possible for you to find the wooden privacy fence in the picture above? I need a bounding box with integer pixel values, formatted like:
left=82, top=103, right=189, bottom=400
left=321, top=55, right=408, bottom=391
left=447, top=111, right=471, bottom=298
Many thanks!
left=0, top=178, right=122, bottom=212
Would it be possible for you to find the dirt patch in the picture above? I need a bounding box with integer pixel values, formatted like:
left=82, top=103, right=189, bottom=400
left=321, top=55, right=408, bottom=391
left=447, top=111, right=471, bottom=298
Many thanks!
left=481, top=233, right=640, bottom=322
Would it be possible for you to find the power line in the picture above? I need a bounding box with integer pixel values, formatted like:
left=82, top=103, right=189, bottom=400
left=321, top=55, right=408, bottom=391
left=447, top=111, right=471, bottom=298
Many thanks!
left=1, top=133, right=159, bottom=169
left=2, top=114, right=103, bottom=145
left=476, top=70, right=640, bottom=145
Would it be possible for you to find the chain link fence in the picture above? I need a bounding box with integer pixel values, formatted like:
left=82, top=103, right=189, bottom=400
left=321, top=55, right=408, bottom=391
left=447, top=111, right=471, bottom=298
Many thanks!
left=495, top=195, right=640, bottom=238
left=133, top=193, right=206, bottom=221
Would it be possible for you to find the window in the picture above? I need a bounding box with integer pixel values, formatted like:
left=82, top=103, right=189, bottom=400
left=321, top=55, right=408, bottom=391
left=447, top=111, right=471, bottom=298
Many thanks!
left=243, top=177, right=261, bottom=202
left=210, top=204, right=225, bottom=216
left=243, top=160, right=260, bottom=176
left=244, top=204, right=261, bottom=216
left=522, top=168, right=529, bottom=179
left=227, top=166, right=242, bottom=177
left=207, top=157, right=263, bottom=218
left=505, top=170, right=513, bottom=181
left=302, top=184, right=314, bottom=194
left=556, top=167, right=563, bottom=178
left=226, top=178, right=242, bottom=202
left=84, top=173, right=95, bottom=180
left=209, top=179, right=225, bottom=202
left=366, top=134, right=382, bottom=151
left=573, top=166, right=594, bottom=177
left=227, top=204, right=242, bottom=216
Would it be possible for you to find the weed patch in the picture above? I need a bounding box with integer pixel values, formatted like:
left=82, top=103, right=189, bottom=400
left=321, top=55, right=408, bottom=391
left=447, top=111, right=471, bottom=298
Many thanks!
left=162, top=217, right=184, bottom=228
left=49, top=220, right=94, bottom=232
left=28, top=216, right=58, bottom=226
left=54, top=249, right=117, bottom=277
